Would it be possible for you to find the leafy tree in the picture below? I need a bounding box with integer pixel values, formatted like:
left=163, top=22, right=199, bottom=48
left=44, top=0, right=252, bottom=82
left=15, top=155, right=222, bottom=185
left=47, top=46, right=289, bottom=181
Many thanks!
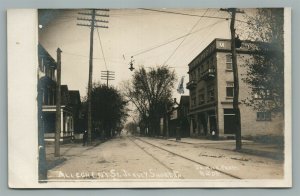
left=122, top=66, right=177, bottom=136
left=82, top=83, right=128, bottom=139
left=242, top=8, right=284, bottom=115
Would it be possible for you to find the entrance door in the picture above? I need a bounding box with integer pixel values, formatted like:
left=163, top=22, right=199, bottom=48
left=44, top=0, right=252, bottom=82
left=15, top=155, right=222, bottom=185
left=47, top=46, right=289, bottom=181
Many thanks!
left=209, top=115, right=217, bottom=134
left=224, top=109, right=236, bottom=134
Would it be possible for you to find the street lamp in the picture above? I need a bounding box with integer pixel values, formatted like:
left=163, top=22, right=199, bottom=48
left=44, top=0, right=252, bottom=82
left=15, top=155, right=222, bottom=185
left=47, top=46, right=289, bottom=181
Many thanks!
left=129, top=56, right=135, bottom=71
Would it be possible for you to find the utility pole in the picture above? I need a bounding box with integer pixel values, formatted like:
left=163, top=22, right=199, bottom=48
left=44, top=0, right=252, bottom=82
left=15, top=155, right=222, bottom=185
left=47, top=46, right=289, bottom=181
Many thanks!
left=55, top=48, right=62, bottom=157
left=220, top=8, right=244, bottom=150
left=77, top=9, right=109, bottom=145
left=101, top=70, right=115, bottom=86
left=164, top=102, right=169, bottom=139
left=38, top=75, right=47, bottom=181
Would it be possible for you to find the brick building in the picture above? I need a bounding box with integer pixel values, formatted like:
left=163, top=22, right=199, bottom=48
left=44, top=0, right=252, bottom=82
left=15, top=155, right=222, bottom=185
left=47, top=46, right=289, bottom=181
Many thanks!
left=186, top=38, right=284, bottom=139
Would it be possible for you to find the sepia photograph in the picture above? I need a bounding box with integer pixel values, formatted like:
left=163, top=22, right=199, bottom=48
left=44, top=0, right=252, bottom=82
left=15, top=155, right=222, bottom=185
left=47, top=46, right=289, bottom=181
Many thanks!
left=8, top=7, right=291, bottom=188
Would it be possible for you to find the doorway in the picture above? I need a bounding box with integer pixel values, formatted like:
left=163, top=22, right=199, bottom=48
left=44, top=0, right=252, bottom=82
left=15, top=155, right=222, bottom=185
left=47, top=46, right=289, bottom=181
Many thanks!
left=224, top=109, right=236, bottom=134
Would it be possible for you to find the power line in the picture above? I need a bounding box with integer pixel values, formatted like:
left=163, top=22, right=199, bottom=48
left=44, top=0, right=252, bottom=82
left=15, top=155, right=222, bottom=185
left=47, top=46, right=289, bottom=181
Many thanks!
left=140, top=8, right=228, bottom=20
left=63, top=51, right=124, bottom=63
left=140, top=8, right=248, bottom=24
left=171, top=10, right=223, bottom=66
left=163, top=9, right=209, bottom=66
left=131, top=19, right=226, bottom=57
left=96, top=28, right=108, bottom=70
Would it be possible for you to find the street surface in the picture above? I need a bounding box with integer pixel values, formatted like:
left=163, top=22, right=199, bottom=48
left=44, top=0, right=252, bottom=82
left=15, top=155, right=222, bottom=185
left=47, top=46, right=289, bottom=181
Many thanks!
left=46, top=135, right=283, bottom=181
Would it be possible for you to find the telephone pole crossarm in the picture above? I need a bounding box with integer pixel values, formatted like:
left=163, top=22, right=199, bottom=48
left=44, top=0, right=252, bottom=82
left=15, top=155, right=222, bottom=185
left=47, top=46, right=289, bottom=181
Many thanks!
left=77, top=17, right=109, bottom=23
left=77, top=23, right=109, bottom=28
left=78, top=12, right=109, bottom=18
left=101, top=70, right=115, bottom=86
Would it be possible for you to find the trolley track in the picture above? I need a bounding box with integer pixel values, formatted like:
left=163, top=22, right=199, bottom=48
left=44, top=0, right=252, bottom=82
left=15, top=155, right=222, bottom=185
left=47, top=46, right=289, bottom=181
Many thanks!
left=130, top=136, right=242, bottom=179
left=128, top=137, right=183, bottom=178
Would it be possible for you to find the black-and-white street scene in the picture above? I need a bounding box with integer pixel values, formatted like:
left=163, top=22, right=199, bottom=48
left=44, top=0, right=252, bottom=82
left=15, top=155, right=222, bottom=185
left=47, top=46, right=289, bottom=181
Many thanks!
left=37, top=8, right=287, bottom=183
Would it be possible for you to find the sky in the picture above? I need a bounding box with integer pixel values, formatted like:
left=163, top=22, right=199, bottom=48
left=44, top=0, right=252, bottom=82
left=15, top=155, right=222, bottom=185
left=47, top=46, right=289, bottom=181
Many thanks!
left=38, top=8, right=253, bottom=102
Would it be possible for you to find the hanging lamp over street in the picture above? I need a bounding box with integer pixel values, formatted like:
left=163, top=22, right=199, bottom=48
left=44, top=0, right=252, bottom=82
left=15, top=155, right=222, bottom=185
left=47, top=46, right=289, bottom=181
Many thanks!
left=129, top=56, right=135, bottom=71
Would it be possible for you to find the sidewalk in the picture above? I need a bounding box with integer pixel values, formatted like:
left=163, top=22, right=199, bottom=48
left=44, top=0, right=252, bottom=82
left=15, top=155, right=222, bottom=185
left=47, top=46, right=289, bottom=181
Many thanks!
left=45, top=139, right=105, bottom=170
left=167, top=137, right=284, bottom=161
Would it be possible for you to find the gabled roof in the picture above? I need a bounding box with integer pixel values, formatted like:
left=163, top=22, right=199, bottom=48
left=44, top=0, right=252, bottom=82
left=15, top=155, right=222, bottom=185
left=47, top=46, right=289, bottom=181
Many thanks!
left=38, top=44, right=57, bottom=68
left=61, top=85, right=70, bottom=105
left=69, top=90, right=81, bottom=105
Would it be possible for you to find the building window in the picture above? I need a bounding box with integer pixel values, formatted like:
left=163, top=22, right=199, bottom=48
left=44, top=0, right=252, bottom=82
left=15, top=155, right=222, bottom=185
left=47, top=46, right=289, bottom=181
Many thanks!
left=197, top=67, right=201, bottom=81
left=191, top=72, right=196, bottom=81
left=41, top=89, right=45, bottom=104
left=198, top=89, right=205, bottom=105
left=191, top=90, right=196, bottom=107
left=39, top=58, right=45, bottom=72
left=257, top=111, right=271, bottom=121
left=199, top=64, right=204, bottom=78
left=191, top=97, right=196, bottom=107
left=207, top=85, right=215, bottom=102
left=226, top=82, right=234, bottom=98
left=253, top=88, right=272, bottom=100
left=209, top=58, right=215, bottom=70
left=226, top=54, right=232, bottom=70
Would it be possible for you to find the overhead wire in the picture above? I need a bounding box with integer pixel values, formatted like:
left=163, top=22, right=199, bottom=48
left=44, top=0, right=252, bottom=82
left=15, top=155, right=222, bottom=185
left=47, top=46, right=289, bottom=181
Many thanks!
left=131, top=18, right=225, bottom=58
left=63, top=51, right=124, bottom=63
left=96, top=28, right=108, bottom=71
left=171, top=9, right=223, bottom=66
left=140, top=8, right=248, bottom=25
left=169, top=9, right=219, bottom=65
left=162, top=8, right=210, bottom=66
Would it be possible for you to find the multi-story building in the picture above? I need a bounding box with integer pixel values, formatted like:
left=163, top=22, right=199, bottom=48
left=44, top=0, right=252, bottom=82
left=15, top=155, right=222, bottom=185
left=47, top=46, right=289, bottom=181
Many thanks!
left=186, top=38, right=283, bottom=139
left=38, top=44, right=75, bottom=143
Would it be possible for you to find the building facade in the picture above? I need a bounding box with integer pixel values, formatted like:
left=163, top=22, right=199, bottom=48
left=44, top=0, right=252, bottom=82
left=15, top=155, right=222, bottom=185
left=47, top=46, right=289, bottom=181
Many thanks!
left=159, top=96, right=190, bottom=138
left=38, top=44, right=75, bottom=143
left=187, top=38, right=283, bottom=138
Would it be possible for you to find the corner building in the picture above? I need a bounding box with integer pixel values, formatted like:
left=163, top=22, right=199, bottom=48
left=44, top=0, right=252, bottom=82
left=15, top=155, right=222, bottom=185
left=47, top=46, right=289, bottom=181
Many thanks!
left=187, top=38, right=283, bottom=138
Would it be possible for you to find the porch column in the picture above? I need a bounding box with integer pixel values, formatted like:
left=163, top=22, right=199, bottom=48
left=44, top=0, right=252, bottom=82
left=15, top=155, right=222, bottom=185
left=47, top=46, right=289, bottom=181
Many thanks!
left=65, top=116, right=69, bottom=134
left=71, top=116, right=74, bottom=133
left=60, top=110, right=64, bottom=137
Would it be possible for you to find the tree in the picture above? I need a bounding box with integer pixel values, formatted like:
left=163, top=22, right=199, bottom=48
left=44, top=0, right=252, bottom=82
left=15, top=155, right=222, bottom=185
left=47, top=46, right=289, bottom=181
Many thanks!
left=242, top=8, right=284, bottom=115
left=122, top=66, right=177, bottom=136
left=124, top=121, right=138, bottom=135
left=82, top=83, right=128, bottom=139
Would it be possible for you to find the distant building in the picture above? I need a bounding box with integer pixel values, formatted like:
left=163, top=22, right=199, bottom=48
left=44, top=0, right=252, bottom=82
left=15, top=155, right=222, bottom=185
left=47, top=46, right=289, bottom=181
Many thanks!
left=160, top=96, right=190, bottom=138
left=186, top=38, right=283, bottom=138
left=178, top=96, right=190, bottom=137
left=168, top=99, right=179, bottom=137
left=68, top=90, right=84, bottom=134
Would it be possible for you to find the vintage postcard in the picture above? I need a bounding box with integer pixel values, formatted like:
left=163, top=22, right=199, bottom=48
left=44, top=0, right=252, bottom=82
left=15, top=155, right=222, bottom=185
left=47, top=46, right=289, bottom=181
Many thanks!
left=8, top=8, right=291, bottom=188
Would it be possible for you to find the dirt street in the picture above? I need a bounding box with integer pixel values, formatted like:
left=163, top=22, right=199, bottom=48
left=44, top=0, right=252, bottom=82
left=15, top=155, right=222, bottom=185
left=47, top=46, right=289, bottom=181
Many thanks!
left=46, top=136, right=283, bottom=181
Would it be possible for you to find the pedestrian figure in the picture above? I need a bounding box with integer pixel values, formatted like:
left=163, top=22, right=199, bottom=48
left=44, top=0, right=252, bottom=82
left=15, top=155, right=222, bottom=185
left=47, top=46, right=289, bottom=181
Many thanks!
left=82, top=130, right=88, bottom=146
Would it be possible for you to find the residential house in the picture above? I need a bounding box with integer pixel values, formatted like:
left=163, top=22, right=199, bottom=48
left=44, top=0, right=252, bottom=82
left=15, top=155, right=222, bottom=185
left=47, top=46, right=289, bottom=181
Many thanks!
left=38, top=44, right=75, bottom=143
